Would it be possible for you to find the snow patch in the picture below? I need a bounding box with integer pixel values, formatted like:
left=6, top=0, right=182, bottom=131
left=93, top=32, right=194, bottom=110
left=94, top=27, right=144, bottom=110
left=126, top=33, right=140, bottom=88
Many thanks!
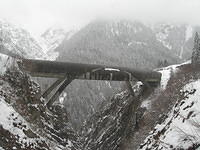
left=159, top=68, right=171, bottom=90
left=179, top=46, right=184, bottom=59
left=0, top=97, right=44, bottom=147
left=66, top=139, right=73, bottom=148
left=185, top=25, right=193, bottom=41
left=141, top=100, right=151, bottom=109
left=128, top=41, right=147, bottom=46
left=59, top=92, right=67, bottom=105
left=155, top=24, right=173, bottom=50
left=0, top=147, right=5, bottom=150
left=158, top=62, right=186, bottom=90
left=105, top=68, right=120, bottom=72
left=0, top=54, right=9, bottom=75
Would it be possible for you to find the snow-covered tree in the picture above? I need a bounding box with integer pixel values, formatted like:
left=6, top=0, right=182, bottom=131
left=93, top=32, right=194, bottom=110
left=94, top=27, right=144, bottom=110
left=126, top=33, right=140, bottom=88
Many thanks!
left=192, top=32, right=200, bottom=64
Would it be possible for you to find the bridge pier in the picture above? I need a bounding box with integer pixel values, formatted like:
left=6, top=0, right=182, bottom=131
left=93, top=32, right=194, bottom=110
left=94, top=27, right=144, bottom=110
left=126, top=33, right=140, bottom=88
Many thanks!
left=42, top=77, right=66, bottom=99
left=46, top=77, right=73, bottom=109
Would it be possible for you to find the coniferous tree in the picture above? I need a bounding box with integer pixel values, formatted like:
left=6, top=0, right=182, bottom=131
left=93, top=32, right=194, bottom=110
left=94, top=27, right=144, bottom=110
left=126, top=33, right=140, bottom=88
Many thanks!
left=157, top=59, right=169, bottom=68
left=192, top=32, right=200, bottom=64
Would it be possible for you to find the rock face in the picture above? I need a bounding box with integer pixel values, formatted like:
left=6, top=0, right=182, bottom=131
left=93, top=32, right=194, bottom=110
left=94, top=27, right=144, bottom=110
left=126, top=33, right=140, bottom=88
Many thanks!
left=81, top=82, right=146, bottom=150
left=82, top=62, right=200, bottom=150
left=0, top=66, right=82, bottom=150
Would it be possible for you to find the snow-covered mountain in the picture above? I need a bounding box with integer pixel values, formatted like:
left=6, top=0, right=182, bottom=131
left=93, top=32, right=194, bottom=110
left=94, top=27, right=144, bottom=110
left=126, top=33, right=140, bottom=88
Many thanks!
left=56, top=19, right=179, bottom=67
left=151, top=23, right=195, bottom=60
left=0, top=20, right=81, bottom=150
left=0, top=19, right=71, bottom=80
left=0, top=20, right=70, bottom=61
left=41, top=28, right=67, bottom=53
left=1, top=18, right=200, bottom=150
left=0, top=19, right=47, bottom=59
left=40, top=28, right=76, bottom=60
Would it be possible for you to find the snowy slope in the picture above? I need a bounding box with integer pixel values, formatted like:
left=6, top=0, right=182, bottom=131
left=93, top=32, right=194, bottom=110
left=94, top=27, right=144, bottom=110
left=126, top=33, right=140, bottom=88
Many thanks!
left=151, top=23, right=195, bottom=60
left=0, top=21, right=80, bottom=149
left=0, top=20, right=72, bottom=80
left=0, top=20, right=72, bottom=62
left=139, top=80, right=200, bottom=150
left=0, top=96, right=48, bottom=149
left=80, top=61, right=200, bottom=150
left=0, top=68, right=82, bottom=150
left=138, top=62, right=200, bottom=150
left=40, top=28, right=76, bottom=60
left=0, top=19, right=47, bottom=59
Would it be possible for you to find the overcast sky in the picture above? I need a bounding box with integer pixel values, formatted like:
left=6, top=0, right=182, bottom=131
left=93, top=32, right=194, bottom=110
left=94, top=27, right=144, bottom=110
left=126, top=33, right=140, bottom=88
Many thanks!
left=0, top=0, right=199, bottom=36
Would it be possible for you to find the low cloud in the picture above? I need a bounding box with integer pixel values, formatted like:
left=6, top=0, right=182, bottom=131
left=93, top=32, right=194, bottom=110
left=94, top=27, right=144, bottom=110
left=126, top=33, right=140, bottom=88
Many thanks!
left=0, top=0, right=199, bottom=35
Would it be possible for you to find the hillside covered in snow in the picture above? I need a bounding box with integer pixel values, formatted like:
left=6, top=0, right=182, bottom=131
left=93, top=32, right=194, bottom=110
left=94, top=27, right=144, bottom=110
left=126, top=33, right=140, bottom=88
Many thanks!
left=0, top=20, right=47, bottom=59
left=0, top=65, right=82, bottom=150
left=1, top=59, right=200, bottom=149
left=2, top=47, right=200, bottom=150
left=0, top=19, right=68, bottom=61
left=1, top=19, right=200, bottom=150
left=139, top=63, right=200, bottom=149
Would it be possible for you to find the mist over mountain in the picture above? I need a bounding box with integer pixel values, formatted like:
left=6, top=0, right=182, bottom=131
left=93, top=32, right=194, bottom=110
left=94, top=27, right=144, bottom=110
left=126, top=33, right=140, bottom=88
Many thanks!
left=54, top=19, right=199, bottom=130
left=1, top=18, right=200, bottom=150
left=56, top=19, right=180, bottom=67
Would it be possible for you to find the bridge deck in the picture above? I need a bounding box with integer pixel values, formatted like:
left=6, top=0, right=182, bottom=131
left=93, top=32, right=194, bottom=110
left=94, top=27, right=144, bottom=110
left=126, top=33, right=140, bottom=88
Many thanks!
left=18, top=59, right=161, bottom=83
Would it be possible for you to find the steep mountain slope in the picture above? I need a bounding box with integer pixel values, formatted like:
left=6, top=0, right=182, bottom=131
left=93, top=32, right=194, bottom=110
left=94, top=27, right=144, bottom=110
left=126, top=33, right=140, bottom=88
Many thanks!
left=81, top=82, right=145, bottom=150
left=0, top=20, right=81, bottom=150
left=40, top=28, right=76, bottom=60
left=0, top=20, right=69, bottom=61
left=56, top=20, right=179, bottom=67
left=0, top=19, right=79, bottom=131
left=41, top=28, right=67, bottom=53
left=2, top=57, right=200, bottom=150
left=139, top=64, right=200, bottom=150
left=0, top=19, right=47, bottom=59
left=151, top=23, right=195, bottom=60
left=81, top=61, right=200, bottom=150
left=0, top=58, right=82, bottom=150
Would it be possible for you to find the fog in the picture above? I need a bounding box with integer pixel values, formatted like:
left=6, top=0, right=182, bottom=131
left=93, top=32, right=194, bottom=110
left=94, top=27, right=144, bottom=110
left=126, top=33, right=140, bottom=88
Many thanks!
left=0, top=0, right=199, bottom=36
